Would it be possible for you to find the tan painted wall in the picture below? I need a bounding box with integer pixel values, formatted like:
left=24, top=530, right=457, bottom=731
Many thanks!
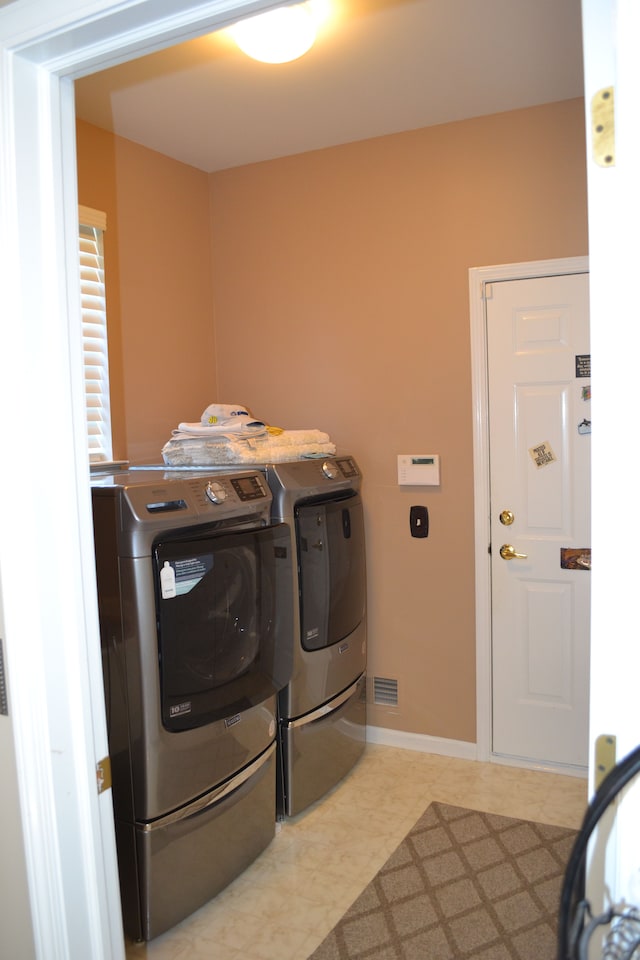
left=76, top=98, right=588, bottom=744
left=208, top=99, right=588, bottom=742
left=76, top=120, right=217, bottom=463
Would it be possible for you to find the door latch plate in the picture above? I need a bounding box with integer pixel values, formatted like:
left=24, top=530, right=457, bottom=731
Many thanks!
left=96, top=756, right=112, bottom=794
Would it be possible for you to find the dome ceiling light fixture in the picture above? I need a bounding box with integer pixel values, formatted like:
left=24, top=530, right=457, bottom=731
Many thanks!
left=229, top=2, right=329, bottom=64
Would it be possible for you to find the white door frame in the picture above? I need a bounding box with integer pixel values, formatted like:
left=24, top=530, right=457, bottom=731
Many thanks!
left=469, top=255, right=589, bottom=774
left=0, top=1, right=282, bottom=957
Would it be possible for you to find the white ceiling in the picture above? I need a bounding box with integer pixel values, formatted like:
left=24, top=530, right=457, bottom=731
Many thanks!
left=74, top=0, right=585, bottom=174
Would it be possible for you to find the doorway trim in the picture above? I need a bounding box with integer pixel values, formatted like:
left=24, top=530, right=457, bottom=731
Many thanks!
left=469, top=255, right=589, bottom=773
left=1, top=1, right=281, bottom=957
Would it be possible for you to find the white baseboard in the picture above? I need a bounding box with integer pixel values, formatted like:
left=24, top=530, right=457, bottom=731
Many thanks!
left=489, top=753, right=588, bottom=779
left=366, top=726, right=588, bottom=778
left=366, top=725, right=478, bottom=761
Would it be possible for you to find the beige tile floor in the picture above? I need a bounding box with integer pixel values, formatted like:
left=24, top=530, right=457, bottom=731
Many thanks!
left=125, top=744, right=588, bottom=960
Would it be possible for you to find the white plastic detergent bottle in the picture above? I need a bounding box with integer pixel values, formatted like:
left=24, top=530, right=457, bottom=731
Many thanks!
left=160, top=560, right=176, bottom=599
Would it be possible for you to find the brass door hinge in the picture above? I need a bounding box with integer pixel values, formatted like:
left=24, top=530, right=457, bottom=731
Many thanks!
left=96, top=756, right=112, bottom=794
left=594, top=734, right=616, bottom=790
left=591, top=87, right=615, bottom=167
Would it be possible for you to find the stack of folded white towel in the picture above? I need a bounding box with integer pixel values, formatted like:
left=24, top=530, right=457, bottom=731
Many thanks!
left=162, top=403, right=336, bottom=466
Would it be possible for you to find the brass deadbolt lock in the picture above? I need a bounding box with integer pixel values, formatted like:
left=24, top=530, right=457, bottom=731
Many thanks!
left=499, top=510, right=514, bottom=526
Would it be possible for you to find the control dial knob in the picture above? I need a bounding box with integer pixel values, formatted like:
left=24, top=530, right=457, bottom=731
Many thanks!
left=322, top=460, right=339, bottom=480
left=205, top=480, right=227, bottom=504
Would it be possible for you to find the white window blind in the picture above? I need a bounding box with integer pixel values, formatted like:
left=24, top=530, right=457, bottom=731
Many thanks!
left=79, top=205, right=113, bottom=464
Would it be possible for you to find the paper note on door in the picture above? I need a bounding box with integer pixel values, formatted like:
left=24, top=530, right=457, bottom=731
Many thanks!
left=529, top=441, right=557, bottom=469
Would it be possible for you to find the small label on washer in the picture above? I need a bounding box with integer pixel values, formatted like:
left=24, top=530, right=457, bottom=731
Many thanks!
left=170, top=701, right=192, bottom=717
left=160, top=561, right=176, bottom=599
left=172, top=555, right=213, bottom=596
left=225, top=714, right=241, bottom=728
left=339, top=642, right=350, bottom=654
left=306, top=627, right=320, bottom=641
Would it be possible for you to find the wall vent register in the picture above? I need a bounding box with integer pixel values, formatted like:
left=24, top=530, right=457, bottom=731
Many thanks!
left=0, top=637, right=8, bottom=715
left=373, top=676, right=398, bottom=706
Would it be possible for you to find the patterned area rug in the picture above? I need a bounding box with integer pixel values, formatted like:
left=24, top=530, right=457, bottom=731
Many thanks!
left=308, top=802, right=576, bottom=960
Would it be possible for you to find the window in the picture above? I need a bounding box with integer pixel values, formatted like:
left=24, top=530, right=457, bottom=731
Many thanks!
left=79, top=206, right=113, bottom=464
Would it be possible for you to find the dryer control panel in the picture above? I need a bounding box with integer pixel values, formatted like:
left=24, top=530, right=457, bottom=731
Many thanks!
left=334, top=456, right=359, bottom=479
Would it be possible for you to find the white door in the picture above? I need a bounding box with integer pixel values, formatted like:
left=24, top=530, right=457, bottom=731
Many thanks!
left=487, top=272, right=590, bottom=768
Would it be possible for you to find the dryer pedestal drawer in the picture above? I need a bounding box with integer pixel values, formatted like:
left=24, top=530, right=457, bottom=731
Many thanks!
left=277, top=674, right=366, bottom=818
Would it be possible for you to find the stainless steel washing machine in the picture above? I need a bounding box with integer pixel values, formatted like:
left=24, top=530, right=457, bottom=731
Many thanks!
left=90, top=468, right=293, bottom=941
left=264, top=456, right=367, bottom=817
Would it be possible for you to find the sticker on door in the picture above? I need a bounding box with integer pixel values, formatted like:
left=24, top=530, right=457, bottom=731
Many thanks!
left=528, top=441, right=557, bottom=468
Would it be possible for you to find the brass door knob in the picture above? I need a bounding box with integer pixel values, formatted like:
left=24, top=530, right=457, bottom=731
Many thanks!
left=499, top=543, right=528, bottom=560
left=499, top=510, right=515, bottom=526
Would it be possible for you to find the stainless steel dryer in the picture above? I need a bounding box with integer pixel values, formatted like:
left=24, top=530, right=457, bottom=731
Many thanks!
left=264, top=456, right=367, bottom=817
left=90, top=469, right=292, bottom=941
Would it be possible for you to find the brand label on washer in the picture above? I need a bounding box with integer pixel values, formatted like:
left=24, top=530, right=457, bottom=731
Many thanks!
left=170, top=701, right=192, bottom=717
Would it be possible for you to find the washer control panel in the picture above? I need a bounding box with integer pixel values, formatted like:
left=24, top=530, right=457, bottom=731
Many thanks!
left=229, top=474, right=267, bottom=501
left=93, top=469, right=274, bottom=557
left=322, top=457, right=359, bottom=480
left=179, top=475, right=267, bottom=508
left=195, top=473, right=268, bottom=505
left=205, top=480, right=227, bottom=504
